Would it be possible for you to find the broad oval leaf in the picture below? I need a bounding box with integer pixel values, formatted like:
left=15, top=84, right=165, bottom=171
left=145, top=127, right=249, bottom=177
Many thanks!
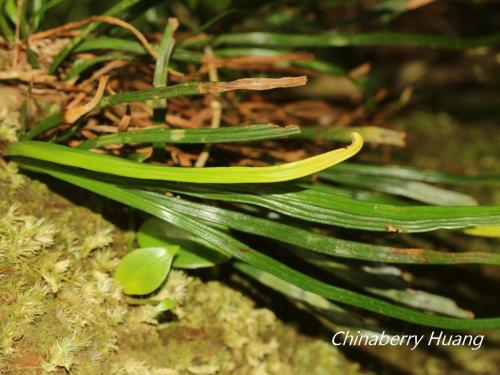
left=138, top=217, right=230, bottom=269
left=115, top=246, right=178, bottom=295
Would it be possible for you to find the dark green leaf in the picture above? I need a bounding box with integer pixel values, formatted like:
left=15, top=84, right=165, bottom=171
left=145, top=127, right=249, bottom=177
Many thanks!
left=18, top=160, right=500, bottom=329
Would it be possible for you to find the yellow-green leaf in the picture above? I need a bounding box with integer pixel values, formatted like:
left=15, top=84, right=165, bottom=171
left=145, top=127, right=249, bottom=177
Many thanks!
left=5, top=132, right=363, bottom=183
left=115, top=246, right=179, bottom=295
left=138, top=218, right=230, bottom=268
left=464, top=226, right=500, bottom=238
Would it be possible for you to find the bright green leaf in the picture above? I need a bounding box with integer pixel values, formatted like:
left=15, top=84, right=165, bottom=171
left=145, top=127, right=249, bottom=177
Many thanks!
left=6, top=132, right=363, bottom=183
left=115, top=246, right=179, bottom=295
left=138, top=217, right=230, bottom=269
left=153, top=298, right=176, bottom=315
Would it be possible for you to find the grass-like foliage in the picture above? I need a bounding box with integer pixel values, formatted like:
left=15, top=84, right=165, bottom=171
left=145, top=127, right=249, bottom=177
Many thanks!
left=2, top=0, right=500, bottom=332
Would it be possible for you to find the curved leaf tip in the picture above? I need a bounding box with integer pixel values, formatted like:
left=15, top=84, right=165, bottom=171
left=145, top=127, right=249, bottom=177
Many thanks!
left=464, top=226, right=500, bottom=238
left=5, top=132, right=363, bottom=183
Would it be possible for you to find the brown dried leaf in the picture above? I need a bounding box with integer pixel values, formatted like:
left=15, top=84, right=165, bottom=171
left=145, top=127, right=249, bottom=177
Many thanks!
left=205, top=76, right=307, bottom=94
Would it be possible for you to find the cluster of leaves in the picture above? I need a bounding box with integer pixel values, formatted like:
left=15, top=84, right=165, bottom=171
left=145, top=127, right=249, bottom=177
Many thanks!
left=2, top=0, right=500, bottom=332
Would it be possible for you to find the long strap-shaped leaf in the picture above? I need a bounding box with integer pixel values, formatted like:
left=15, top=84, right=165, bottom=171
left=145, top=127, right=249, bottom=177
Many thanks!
left=77, top=124, right=301, bottom=150
left=12, top=160, right=498, bottom=264
left=5, top=133, right=362, bottom=183
left=17, top=160, right=500, bottom=329
left=295, top=126, right=406, bottom=147
left=71, top=39, right=348, bottom=77
left=98, top=77, right=307, bottom=109
left=22, top=78, right=307, bottom=140
left=325, top=162, right=500, bottom=185
left=187, top=31, right=500, bottom=49
left=136, top=194, right=500, bottom=265
left=153, top=18, right=178, bottom=108
left=321, top=171, right=478, bottom=206
left=140, top=182, right=500, bottom=232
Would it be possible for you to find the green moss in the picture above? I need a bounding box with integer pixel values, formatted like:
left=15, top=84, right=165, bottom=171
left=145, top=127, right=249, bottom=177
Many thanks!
left=113, top=270, right=372, bottom=375
left=0, top=162, right=127, bottom=374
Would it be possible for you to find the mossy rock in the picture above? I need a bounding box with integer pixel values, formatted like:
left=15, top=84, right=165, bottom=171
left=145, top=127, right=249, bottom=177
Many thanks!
left=0, top=162, right=370, bottom=375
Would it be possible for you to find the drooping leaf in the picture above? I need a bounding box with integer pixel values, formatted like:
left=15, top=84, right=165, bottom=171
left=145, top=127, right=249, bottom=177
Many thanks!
left=17, top=160, right=500, bottom=329
left=144, top=181, right=500, bottom=233
left=6, top=132, right=363, bottom=183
